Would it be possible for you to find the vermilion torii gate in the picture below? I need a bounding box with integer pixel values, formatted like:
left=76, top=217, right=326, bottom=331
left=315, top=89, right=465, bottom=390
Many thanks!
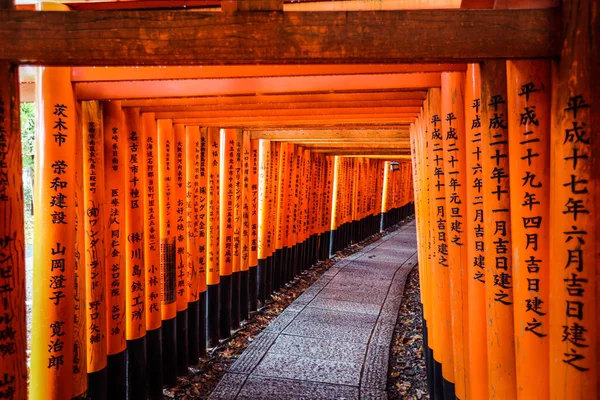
left=0, top=0, right=597, bottom=399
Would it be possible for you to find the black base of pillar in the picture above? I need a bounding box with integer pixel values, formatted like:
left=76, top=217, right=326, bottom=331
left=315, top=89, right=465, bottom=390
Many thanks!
left=199, top=291, right=207, bottom=357
left=272, top=249, right=281, bottom=292
left=106, top=350, right=126, bottom=399
left=433, top=358, right=444, bottom=400
left=240, top=269, right=249, bottom=322
left=219, top=274, right=232, bottom=339
left=257, top=258, right=267, bottom=305
left=176, top=309, right=189, bottom=376
left=248, top=266, right=258, bottom=312
left=188, top=300, right=200, bottom=365
left=126, top=336, right=147, bottom=400
left=146, top=327, right=163, bottom=400
left=87, top=367, right=107, bottom=400
left=206, top=284, right=219, bottom=347
left=266, top=255, right=273, bottom=299
left=162, top=317, right=178, bottom=386
left=231, top=271, right=241, bottom=330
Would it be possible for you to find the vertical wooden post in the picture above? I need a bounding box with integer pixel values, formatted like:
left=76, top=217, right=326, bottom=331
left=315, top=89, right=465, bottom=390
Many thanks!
left=82, top=101, right=108, bottom=400
left=286, top=144, right=297, bottom=278
left=277, top=143, right=289, bottom=285
left=240, top=131, right=251, bottom=321
left=31, top=66, right=77, bottom=400
left=157, top=119, right=177, bottom=384
left=549, top=1, right=598, bottom=397
left=141, top=113, right=162, bottom=399
left=0, top=3, right=26, bottom=395
left=323, top=156, right=334, bottom=258
left=441, top=71, right=470, bottom=400
left=331, top=156, right=341, bottom=253
left=219, top=129, right=235, bottom=337
left=464, top=63, right=489, bottom=400
left=206, top=127, right=221, bottom=346
left=123, top=108, right=147, bottom=399
left=248, top=138, right=259, bottom=311
left=257, top=139, right=270, bottom=305
left=480, top=60, right=517, bottom=399
left=506, top=60, right=551, bottom=399
left=197, top=127, right=207, bottom=355
left=268, top=142, right=279, bottom=292
left=102, top=101, right=127, bottom=398
left=231, top=130, right=243, bottom=328
left=185, top=125, right=200, bottom=364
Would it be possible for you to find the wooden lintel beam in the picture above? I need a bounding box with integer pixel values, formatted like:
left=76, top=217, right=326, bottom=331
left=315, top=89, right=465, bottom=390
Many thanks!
left=250, top=129, right=408, bottom=139
left=120, top=91, right=428, bottom=107
left=152, top=108, right=419, bottom=119
left=300, top=143, right=410, bottom=149
left=168, top=116, right=416, bottom=127
left=169, top=120, right=412, bottom=129
left=0, top=9, right=559, bottom=65
left=314, top=150, right=411, bottom=155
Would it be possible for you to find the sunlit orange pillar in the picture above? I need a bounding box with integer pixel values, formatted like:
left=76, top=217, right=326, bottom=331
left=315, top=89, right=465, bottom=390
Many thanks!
left=172, top=124, right=188, bottom=374
left=480, top=60, right=517, bottom=399
left=123, top=108, right=147, bottom=399
left=275, top=143, right=288, bottom=286
left=287, top=144, right=298, bottom=277
left=268, top=142, right=279, bottom=292
left=248, top=138, right=259, bottom=311
left=102, top=101, right=127, bottom=397
left=441, top=71, right=469, bottom=400
left=219, top=129, right=236, bottom=338
left=196, top=126, right=208, bottom=356
left=31, top=66, right=77, bottom=400
left=82, top=101, right=108, bottom=399
left=506, top=60, right=551, bottom=399
left=185, top=125, right=201, bottom=364
left=257, top=139, right=270, bottom=305
left=157, top=119, right=177, bottom=384
left=464, top=63, right=489, bottom=400
left=549, top=3, right=597, bottom=397
left=0, top=49, right=26, bottom=400
left=206, top=127, right=221, bottom=346
left=240, top=131, right=251, bottom=321
left=231, top=129, right=243, bottom=329
left=141, top=112, right=162, bottom=399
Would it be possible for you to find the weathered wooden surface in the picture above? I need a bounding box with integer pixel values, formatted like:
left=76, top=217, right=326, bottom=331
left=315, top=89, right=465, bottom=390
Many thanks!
left=0, top=9, right=559, bottom=65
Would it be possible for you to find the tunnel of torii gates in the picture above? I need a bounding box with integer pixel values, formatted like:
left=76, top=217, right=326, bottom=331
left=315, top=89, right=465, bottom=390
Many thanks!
left=0, top=0, right=597, bottom=399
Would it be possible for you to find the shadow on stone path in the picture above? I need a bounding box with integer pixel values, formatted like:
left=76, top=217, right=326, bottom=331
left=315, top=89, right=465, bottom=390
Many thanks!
left=209, top=221, right=418, bottom=400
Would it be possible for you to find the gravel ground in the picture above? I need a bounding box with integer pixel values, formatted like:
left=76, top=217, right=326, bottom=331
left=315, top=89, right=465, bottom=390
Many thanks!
left=387, top=267, right=429, bottom=400
left=164, top=224, right=404, bottom=399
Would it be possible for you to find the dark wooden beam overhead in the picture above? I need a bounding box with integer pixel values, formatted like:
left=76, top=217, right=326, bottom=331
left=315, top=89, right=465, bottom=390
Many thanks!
left=0, top=8, right=559, bottom=66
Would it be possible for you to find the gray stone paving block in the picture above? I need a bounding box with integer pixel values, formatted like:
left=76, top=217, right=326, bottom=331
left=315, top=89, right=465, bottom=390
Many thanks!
left=328, top=275, right=391, bottom=290
left=253, top=352, right=362, bottom=386
left=208, top=372, right=248, bottom=400
left=237, top=376, right=359, bottom=400
left=268, top=334, right=367, bottom=364
left=284, top=301, right=306, bottom=313
left=308, top=296, right=382, bottom=316
left=323, top=267, right=342, bottom=277
left=360, top=344, right=390, bottom=390
left=370, top=319, right=396, bottom=347
left=265, top=310, right=299, bottom=333
left=229, top=331, right=278, bottom=374
left=283, top=307, right=377, bottom=344
left=314, top=287, right=388, bottom=305
left=295, top=286, right=324, bottom=304
left=360, top=387, right=388, bottom=400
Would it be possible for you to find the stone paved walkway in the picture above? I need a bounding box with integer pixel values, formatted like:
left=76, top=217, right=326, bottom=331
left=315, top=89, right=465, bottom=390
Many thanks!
left=209, top=221, right=418, bottom=400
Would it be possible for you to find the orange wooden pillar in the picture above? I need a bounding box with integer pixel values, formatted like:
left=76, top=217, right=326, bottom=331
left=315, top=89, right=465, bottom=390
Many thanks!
left=231, top=129, right=243, bottom=329
left=219, top=129, right=235, bottom=338
left=276, top=143, right=289, bottom=285
left=549, top=3, right=597, bottom=397
left=464, top=63, right=489, bottom=400
left=257, top=139, right=270, bottom=305
left=185, top=125, right=201, bottom=364
left=123, top=108, right=147, bottom=399
left=173, top=124, right=189, bottom=373
left=480, top=60, right=517, bottom=399
left=506, top=60, right=551, bottom=399
left=441, top=71, right=469, bottom=400
left=287, top=144, right=298, bottom=277
left=205, top=127, right=221, bottom=346
left=330, top=156, right=342, bottom=253
left=240, top=131, right=251, bottom=320
left=321, top=156, right=334, bottom=259
left=273, top=142, right=285, bottom=290
left=141, top=112, right=163, bottom=399
left=196, top=126, right=208, bottom=356
left=0, top=24, right=26, bottom=400
left=31, top=66, right=77, bottom=400
left=82, top=102, right=108, bottom=399
left=102, top=101, right=127, bottom=397
left=197, top=127, right=208, bottom=355
left=248, top=138, right=260, bottom=311
left=156, top=119, right=177, bottom=384
left=267, top=141, right=279, bottom=293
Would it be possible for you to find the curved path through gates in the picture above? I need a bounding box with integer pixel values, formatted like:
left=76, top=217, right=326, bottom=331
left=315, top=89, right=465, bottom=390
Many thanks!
left=209, top=221, right=418, bottom=400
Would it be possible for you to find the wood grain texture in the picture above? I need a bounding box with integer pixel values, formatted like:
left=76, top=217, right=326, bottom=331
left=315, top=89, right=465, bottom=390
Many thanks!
left=0, top=9, right=559, bottom=65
